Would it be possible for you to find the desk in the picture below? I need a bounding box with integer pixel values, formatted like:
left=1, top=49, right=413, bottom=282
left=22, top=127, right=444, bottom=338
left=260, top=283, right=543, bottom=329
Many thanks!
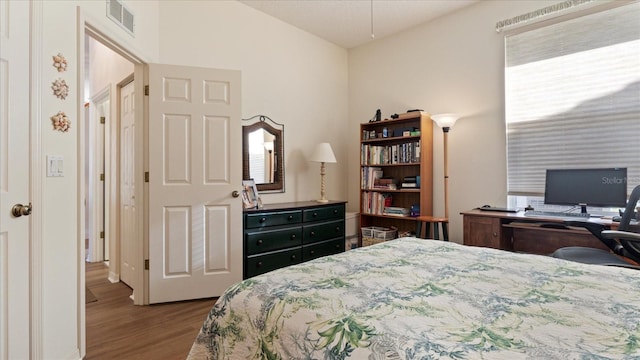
left=460, top=209, right=617, bottom=255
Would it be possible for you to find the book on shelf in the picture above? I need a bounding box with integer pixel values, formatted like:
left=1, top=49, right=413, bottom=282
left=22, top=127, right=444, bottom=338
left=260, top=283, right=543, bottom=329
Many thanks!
left=373, top=177, right=398, bottom=190
left=361, top=191, right=393, bottom=215
left=401, top=175, right=420, bottom=189
left=361, top=141, right=421, bottom=165
left=383, top=206, right=410, bottom=217
left=361, top=166, right=383, bottom=189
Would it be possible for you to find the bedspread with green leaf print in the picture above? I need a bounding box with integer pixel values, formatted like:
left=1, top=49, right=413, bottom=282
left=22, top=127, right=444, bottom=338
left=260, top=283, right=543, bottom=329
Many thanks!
left=188, top=238, right=640, bottom=359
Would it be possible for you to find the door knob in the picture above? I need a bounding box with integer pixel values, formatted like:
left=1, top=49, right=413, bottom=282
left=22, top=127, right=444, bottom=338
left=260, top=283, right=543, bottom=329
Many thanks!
left=12, top=203, right=32, bottom=218
left=232, top=190, right=240, bottom=198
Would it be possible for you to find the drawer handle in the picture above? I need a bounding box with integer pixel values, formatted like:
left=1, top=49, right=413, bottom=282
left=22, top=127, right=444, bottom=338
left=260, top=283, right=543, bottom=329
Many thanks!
left=288, top=215, right=293, bottom=220
left=313, top=212, right=318, bottom=217
left=291, top=254, right=297, bottom=260
left=335, top=226, right=341, bottom=232
left=336, top=244, right=340, bottom=249
left=259, top=217, right=267, bottom=223
left=257, top=261, right=263, bottom=268
left=333, top=209, right=338, bottom=214
left=310, top=250, right=315, bottom=255
left=290, top=234, right=297, bottom=240
left=310, top=231, right=315, bottom=237
left=257, top=239, right=263, bottom=245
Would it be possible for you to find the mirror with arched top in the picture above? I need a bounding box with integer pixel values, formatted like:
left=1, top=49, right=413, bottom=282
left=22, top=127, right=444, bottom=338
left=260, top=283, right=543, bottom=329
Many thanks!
left=242, top=115, right=284, bottom=193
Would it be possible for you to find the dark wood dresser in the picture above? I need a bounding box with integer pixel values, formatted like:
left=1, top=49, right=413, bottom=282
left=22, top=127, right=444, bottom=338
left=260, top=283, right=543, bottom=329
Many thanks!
left=243, top=201, right=346, bottom=279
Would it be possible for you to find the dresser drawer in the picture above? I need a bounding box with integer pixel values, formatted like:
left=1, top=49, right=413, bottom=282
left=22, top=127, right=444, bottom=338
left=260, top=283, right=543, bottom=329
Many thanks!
left=245, top=226, right=302, bottom=255
left=245, top=210, right=302, bottom=229
left=245, top=248, right=302, bottom=278
left=303, top=205, right=345, bottom=222
left=303, top=238, right=344, bottom=261
left=303, top=220, right=345, bottom=244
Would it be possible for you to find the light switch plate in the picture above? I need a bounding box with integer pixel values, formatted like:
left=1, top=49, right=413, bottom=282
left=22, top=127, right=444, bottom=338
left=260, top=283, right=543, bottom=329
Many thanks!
left=47, top=155, right=64, bottom=177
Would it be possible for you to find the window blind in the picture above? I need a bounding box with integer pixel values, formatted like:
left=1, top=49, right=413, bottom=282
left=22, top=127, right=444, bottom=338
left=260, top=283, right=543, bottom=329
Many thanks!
left=505, top=2, right=640, bottom=196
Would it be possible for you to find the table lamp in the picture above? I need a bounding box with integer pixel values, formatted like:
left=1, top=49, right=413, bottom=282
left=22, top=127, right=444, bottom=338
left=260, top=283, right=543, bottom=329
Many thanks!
left=309, top=142, right=336, bottom=203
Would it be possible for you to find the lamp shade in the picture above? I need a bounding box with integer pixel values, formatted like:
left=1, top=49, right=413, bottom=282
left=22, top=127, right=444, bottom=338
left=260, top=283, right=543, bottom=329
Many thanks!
left=431, top=113, right=460, bottom=129
left=309, top=142, right=336, bottom=163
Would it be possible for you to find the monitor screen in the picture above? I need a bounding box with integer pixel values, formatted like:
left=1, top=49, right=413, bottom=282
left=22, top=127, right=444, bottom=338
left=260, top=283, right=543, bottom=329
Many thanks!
left=544, top=168, right=627, bottom=208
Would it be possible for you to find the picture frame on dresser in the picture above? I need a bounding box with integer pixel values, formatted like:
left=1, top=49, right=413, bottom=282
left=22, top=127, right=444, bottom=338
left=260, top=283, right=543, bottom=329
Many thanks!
left=242, top=179, right=260, bottom=209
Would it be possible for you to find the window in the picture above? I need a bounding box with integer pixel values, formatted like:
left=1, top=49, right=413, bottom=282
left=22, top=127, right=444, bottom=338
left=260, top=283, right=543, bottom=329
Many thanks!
left=505, top=2, right=640, bottom=207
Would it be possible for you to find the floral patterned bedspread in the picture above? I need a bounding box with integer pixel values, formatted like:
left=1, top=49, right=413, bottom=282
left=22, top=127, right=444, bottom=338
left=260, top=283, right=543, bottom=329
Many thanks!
left=188, top=238, right=640, bottom=359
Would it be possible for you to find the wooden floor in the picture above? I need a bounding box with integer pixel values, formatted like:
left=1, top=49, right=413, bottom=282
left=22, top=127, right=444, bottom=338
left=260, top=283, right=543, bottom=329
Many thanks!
left=85, top=262, right=217, bottom=359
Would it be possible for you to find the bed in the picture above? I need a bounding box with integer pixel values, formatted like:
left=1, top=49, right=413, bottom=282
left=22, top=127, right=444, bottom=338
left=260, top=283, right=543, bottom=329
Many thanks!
left=188, top=238, right=640, bottom=359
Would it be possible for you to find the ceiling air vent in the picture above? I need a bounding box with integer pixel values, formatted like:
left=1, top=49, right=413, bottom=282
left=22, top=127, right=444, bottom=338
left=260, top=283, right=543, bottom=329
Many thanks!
left=106, top=0, right=135, bottom=37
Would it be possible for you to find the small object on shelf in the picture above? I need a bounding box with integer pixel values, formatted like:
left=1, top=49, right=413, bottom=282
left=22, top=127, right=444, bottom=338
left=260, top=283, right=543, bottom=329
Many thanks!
left=410, top=204, right=420, bottom=217
left=369, top=109, right=382, bottom=123
left=242, top=179, right=260, bottom=209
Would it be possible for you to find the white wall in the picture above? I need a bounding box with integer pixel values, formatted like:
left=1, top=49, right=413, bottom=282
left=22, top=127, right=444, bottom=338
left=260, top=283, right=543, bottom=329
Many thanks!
left=38, top=1, right=159, bottom=357
left=348, top=0, right=557, bottom=243
left=156, top=0, right=350, bottom=205
left=87, top=37, right=135, bottom=97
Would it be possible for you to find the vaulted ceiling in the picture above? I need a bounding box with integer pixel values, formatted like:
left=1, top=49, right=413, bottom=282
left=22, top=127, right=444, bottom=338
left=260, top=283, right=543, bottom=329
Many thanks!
left=238, top=0, right=480, bottom=49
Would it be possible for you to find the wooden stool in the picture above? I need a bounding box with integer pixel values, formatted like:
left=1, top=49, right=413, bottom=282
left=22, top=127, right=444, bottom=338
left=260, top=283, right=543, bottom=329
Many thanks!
left=415, top=216, right=449, bottom=241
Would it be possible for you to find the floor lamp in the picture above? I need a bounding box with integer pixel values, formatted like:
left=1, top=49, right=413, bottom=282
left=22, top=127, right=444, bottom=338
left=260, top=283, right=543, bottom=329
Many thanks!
left=431, top=114, right=460, bottom=219
left=309, top=142, right=336, bottom=203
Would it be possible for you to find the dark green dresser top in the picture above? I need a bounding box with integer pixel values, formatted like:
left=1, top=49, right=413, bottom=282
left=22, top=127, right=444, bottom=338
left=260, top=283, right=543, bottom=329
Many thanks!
left=243, top=200, right=347, bottom=213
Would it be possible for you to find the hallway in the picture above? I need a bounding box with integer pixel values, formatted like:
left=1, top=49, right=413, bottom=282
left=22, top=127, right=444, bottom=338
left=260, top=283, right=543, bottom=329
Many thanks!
left=85, top=262, right=216, bottom=359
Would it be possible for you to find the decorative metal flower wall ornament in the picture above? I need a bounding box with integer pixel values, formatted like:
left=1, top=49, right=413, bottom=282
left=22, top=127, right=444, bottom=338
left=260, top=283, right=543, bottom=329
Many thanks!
left=51, top=78, right=69, bottom=100
left=51, top=111, right=71, bottom=132
left=52, top=53, right=67, bottom=72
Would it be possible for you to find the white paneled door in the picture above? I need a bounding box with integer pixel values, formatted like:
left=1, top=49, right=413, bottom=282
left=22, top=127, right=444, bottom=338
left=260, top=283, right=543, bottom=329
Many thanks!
left=120, top=80, right=136, bottom=288
left=147, top=64, right=242, bottom=303
left=0, top=0, right=31, bottom=357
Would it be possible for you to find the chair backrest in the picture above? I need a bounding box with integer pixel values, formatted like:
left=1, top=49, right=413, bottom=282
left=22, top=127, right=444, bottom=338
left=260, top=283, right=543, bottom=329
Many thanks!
left=619, top=184, right=640, bottom=232
left=618, top=184, right=640, bottom=261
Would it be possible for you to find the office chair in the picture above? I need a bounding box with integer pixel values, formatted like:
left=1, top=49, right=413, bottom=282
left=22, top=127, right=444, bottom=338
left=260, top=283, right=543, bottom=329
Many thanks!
left=551, top=184, right=640, bottom=269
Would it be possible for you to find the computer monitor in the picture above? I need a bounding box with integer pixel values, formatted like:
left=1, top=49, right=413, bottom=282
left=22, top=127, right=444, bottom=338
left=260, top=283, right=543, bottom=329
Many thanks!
left=544, top=168, right=627, bottom=213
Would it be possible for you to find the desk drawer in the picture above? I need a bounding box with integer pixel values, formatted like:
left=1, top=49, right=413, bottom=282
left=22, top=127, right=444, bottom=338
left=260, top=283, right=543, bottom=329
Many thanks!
left=303, top=220, right=345, bottom=244
left=245, top=210, right=302, bottom=229
left=245, top=226, right=302, bottom=255
left=303, top=205, right=345, bottom=222
left=510, top=225, right=609, bottom=255
left=303, top=238, right=344, bottom=261
left=245, top=248, right=302, bottom=278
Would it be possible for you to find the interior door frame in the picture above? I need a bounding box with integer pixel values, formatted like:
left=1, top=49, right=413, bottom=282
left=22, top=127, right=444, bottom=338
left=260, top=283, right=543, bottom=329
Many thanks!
left=87, top=86, right=109, bottom=263
left=78, top=8, right=149, bottom=328
left=27, top=1, right=44, bottom=356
